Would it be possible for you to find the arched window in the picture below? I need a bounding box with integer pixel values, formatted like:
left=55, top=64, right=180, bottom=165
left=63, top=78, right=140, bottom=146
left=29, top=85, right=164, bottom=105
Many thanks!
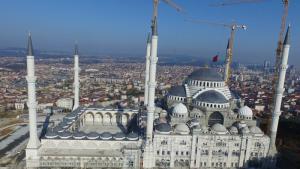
left=208, top=111, right=224, bottom=126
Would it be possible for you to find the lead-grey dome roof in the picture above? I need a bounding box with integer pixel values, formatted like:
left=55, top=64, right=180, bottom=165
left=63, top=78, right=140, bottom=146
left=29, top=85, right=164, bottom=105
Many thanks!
left=45, top=130, right=58, bottom=139
left=114, top=132, right=126, bottom=139
left=168, top=85, right=186, bottom=97
left=196, top=90, right=228, bottom=103
left=100, top=132, right=112, bottom=139
left=187, top=68, right=223, bottom=81
left=155, top=123, right=172, bottom=133
left=127, top=132, right=138, bottom=139
left=73, top=131, right=86, bottom=139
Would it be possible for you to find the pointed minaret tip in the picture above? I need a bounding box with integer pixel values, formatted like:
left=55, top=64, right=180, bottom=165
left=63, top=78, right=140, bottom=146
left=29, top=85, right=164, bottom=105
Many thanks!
left=151, top=17, right=158, bottom=36
left=283, top=24, right=291, bottom=45
left=226, top=39, right=230, bottom=49
left=27, top=32, right=34, bottom=56
left=74, top=42, right=79, bottom=55
left=147, top=33, right=151, bottom=44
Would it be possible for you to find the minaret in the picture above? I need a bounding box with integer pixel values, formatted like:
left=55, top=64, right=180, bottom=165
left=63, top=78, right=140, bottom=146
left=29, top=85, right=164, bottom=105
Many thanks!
left=73, top=43, right=80, bottom=110
left=269, top=25, right=291, bottom=154
left=144, top=33, right=151, bottom=106
left=224, top=39, right=230, bottom=81
left=26, top=33, right=40, bottom=157
left=146, top=17, right=158, bottom=141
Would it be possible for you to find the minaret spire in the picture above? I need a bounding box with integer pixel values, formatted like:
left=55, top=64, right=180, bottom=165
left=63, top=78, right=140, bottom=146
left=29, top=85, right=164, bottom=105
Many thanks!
left=74, top=41, right=79, bottom=55
left=73, top=42, right=80, bottom=110
left=146, top=16, right=159, bottom=141
left=269, top=25, right=291, bottom=156
left=27, top=32, right=34, bottom=56
left=144, top=33, right=151, bottom=106
left=25, top=33, right=41, bottom=161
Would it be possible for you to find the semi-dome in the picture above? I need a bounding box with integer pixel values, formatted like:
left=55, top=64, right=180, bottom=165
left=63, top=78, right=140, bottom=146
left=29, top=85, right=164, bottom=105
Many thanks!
left=114, top=132, right=126, bottom=140
left=241, top=126, right=250, bottom=134
left=172, top=103, right=188, bottom=115
left=187, top=68, right=223, bottom=82
left=238, top=106, right=253, bottom=119
left=249, top=126, right=264, bottom=136
left=168, top=85, right=186, bottom=97
left=127, top=132, right=139, bottom=141
left=73, top=131, right=86, bottom=139
left=196, top=90, right=228, bottom=104
left=174, top=123, right=190, bottom=135
left=155, top=123, right=172, bottom=134
left=87, top=132, right=100, bottom=140
left=100, top=132, right=112, bottom=140
left=211, top=123, right=227, bottom=134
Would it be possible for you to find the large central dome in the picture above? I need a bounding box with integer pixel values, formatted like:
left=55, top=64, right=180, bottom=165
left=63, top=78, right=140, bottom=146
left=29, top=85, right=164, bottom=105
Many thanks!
left=187, top=68, right=223, bottom=81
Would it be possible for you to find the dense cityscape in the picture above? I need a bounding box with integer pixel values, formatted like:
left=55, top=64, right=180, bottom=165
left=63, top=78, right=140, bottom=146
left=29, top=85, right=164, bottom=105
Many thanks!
left=1, top=54, right=300, bottom=168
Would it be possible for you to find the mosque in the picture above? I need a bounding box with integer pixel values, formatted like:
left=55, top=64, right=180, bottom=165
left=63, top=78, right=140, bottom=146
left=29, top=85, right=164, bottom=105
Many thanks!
left=25, top=16, right=291, bottom=169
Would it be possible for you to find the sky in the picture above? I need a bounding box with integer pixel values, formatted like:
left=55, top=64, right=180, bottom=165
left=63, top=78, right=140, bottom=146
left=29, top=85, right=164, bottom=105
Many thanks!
left=0, top=0, right=299, bottom=66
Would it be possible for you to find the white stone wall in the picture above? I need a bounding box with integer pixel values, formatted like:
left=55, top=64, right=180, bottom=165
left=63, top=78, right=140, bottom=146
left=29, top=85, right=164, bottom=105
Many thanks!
left=144, top=131, right=270, bottom=169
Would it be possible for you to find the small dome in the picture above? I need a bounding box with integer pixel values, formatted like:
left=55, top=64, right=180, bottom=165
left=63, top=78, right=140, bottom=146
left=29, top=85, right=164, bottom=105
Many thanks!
left=174, top=123, right=190, bottom=135
left=45, top=130, right=58, bottom=139
left=127, top=132, right=139, bottom=141
left=211, top=123, right=227, bottom=134
left=59, top=131, right=72, bottom=139
left=155, top=123, right=172, bottom=134
left=114, top=132, right=126, bottom=140
left=249, top=126, right=263, bottom=136
left=229, top=126, right=238, bottom=134
left=187, top=68, right=223, bottom=82
left=238, top=106, right=253, bottom=118
left=73, top=131, right=86, bottom=139
left=241, top=126, right=250, bottom=134
left=87, top=132, right=99, bottom=140
left=196, top=90, right=228, bottom=104
left=100, top=132, right=112, bottom=140
left=172, top=103, right=188, bottom=115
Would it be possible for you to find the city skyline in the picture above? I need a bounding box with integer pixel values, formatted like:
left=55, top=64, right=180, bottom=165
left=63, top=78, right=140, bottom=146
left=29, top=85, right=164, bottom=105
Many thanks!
left=0, top=0, right=299, bottom=67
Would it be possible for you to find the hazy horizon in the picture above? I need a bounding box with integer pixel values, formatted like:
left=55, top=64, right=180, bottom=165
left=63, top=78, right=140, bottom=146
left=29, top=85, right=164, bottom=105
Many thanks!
left=0, top=0, right=299, bottom=67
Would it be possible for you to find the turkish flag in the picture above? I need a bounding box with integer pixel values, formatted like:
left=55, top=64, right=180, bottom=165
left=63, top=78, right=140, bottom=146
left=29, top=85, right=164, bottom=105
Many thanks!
left=212, top=55, right=218, bottom=62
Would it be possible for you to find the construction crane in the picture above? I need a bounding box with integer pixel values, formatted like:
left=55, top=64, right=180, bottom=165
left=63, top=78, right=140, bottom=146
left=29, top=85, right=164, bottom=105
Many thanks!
left=151, top=0, right=184, bottom=28
left=185, top=19, right=246, bottom=83
left=265, top=0, right=289, bottom=135
left=273, top=0, right=289, bottom=95
left=210, top=0, right=266, bottom=7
